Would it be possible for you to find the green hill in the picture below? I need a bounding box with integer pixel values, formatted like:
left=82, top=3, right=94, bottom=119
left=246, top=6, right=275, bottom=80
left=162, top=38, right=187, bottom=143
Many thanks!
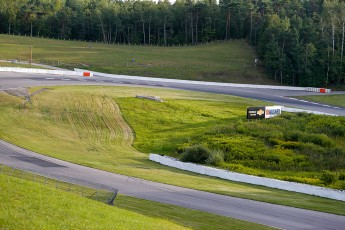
left=0, top=34, right=274, bottom=84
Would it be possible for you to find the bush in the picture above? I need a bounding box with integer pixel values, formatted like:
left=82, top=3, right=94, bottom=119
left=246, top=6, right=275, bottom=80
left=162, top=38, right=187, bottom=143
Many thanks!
left=339, top=173, right=345, bottom=181
left=321, top=170, right=337, bottom=185
left=205, top=150, right=224, bottom=167
left=300, top=133, right=334, bottom=148
left=280, top=141, right=300, bottom=150
left=180, top=145, right=211, bottom=164
left=306, top=117, right=345, bottom=137
left=284, top=131, right=303, bottom=142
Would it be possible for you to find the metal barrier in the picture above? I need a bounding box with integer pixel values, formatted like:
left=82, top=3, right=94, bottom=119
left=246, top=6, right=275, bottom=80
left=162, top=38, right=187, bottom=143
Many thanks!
left=0, top=164, right=118, bottom=205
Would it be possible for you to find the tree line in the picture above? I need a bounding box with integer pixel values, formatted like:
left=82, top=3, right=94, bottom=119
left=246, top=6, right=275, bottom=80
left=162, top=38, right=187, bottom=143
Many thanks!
left=0, top=0, right=344, bottom=87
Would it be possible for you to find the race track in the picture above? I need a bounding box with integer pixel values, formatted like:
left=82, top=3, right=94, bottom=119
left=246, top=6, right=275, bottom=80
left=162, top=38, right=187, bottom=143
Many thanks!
left=1, top=71, right=345, bottom=229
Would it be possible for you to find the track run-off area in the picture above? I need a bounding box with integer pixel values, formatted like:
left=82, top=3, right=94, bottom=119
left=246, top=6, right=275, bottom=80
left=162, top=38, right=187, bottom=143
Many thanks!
left=1, top=71, right=345, bottom=229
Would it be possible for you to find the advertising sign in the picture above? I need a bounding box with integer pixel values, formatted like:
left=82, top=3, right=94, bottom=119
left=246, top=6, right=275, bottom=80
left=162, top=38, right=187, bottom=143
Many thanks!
left=247, top=106, right=282, bottom=119
left=265, top=106, right=282, bottom=118
left=247, top=107, right=266, bottom=119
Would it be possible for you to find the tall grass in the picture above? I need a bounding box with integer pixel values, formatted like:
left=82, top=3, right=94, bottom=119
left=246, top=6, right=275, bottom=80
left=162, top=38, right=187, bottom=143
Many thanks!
left=176, top=113, right=345, bottom=189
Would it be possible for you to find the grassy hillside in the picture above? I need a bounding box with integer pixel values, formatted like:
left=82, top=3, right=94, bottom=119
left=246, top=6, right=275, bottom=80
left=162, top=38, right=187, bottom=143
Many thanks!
left=0, top=174, right=187, bottom=230
left=0, top=85, right=344, bottom=215
left=118, top=95, right=345, bottom=190
left=0, top=34, right=274, bottom=84
left=0, top=171, right=269, bottom=230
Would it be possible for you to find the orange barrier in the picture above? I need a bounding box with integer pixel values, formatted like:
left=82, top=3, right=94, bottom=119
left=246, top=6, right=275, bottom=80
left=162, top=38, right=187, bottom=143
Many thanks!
left=83, top=72, right=91, bottom=77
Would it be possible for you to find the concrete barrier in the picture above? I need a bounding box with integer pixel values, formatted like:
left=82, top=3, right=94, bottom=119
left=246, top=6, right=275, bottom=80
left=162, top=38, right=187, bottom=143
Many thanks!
left=74, top=68, right=308, bottom=91
left=0, top=67, right=93, bottom=77
left=149, top=154, right=345, bottom=201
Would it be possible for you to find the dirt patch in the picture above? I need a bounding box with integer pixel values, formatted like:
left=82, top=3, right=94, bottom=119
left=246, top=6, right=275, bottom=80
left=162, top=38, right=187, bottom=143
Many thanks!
left=4, top=87, right=30, bottom=97
left=4, top=87, right=50, bottom=106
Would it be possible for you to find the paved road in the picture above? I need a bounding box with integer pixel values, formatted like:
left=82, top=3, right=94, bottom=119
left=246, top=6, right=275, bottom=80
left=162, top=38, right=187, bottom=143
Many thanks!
left=1, top=140, right=345, bottom=230
left=1, top=72, right=345, bottom=116
left=1, top=71, right=345, bottom=229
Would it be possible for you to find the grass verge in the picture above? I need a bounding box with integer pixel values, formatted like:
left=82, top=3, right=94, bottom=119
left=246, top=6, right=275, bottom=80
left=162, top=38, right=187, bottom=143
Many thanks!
left=0, top=173, right=187, bottom=230
left=0, top=61, right=46, bottom=69
left=0, top=85, right=344, bottom=215
left=0, top=168, right=271, bottom=230
left=294, top=94, right=345, bottom=108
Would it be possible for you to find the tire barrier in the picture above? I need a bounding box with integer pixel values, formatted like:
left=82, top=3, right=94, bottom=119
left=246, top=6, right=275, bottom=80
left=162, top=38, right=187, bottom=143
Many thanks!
left=305, top=87, right=331, bottom=93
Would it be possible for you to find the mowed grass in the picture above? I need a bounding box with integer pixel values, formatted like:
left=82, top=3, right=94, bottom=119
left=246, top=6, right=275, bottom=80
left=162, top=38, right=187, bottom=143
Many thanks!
left=295, top=94, right=345, bottom=108
left=0, top=171, right=270, bottom=230
left=0, top=85, right=344, bottom=215
left=0, top=174, right=187, bottom=230
left=0, top=34, right=274, bottom=84
left=0, top=61, right=45, bottom=69
left=0, top=175, right=186, bottom=229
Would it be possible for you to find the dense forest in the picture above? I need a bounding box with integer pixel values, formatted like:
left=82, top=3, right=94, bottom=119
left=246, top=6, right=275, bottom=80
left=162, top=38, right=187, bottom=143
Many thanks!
left=0, top=0, right=344, bottom=87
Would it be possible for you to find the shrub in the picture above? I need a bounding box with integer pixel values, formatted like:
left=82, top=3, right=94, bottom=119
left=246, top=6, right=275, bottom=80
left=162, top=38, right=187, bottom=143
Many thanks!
left=337, top=181, right=345, bottom=190
left=300, top=133, right=334, bottom=148
left=280, top=141, right=300, bottom=150
left=284, top=131, right=303, bottom=142
left=339, top=173, right=345, bottom=181
left=321, top=170, right=337, bottom=185
left=306, top=117, right=345, bottom=137
left=205, top=150, right=224, bottom=167
left=176, top=143, right=192, bottom=154
left=180, top=145, right=211, bottom=164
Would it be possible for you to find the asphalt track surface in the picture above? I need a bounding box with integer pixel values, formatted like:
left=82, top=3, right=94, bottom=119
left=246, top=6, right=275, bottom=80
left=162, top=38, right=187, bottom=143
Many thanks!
left=1, top=72, right=345, bottom=229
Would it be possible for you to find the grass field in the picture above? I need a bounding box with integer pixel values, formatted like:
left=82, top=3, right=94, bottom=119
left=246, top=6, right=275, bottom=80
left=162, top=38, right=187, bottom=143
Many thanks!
left=0, top=169, right=270, bottom=230
left=0, top=85, right=344, bottom=215
left=0, top=174, right=187, bottom=230
left=0, top=34, right=275, bottom=84
left=295, top=94, right=345, bottom=108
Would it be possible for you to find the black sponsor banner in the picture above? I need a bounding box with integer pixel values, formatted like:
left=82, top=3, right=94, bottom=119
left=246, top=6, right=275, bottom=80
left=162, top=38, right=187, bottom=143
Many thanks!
left=247, top=107, right=266, bottom=119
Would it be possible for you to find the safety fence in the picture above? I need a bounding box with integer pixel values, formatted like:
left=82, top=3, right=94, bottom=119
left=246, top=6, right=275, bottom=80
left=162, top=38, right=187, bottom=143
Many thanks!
left=0, top=164, right=118, bottom=205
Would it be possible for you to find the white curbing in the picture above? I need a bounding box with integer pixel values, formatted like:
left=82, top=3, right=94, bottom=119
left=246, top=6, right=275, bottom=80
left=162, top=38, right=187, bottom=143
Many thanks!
left=282, top=107, right=338, bottom=116
left=149, top=154, right=345, bottom=201
left=0, top=67, right=93, bottom=77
